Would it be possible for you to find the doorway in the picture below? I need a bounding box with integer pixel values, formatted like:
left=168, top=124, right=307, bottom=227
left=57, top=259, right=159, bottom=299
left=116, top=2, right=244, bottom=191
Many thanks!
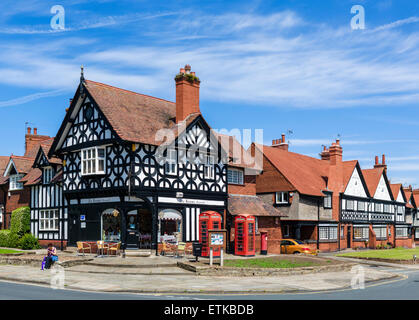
left=126, top=208, right=152, bottom=249
left=347, top=226, right=351, bottom=248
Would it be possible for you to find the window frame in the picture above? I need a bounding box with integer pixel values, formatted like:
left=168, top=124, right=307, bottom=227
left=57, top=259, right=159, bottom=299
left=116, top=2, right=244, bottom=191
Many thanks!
left=164, top=149, right=178, bottom=175
left=81, top=146, right=106, bottom=176
left=204, top=155, right=215, bottom=180
left=9, top=174, right=24, bottom=191
left=275, top=192, right=290, bottom=205
left=395, top=227, right=408, bottom=238
left=43, top=167, right=53, bottom=185
left=227, top=168, right=244, bottom=185
left=39, top=209, right=59, bottom=231
left=323, top=192, right=332, bottom=209
left=319, top=226, right=338, bottom=241
left=353, top=226, right=369, bottom=240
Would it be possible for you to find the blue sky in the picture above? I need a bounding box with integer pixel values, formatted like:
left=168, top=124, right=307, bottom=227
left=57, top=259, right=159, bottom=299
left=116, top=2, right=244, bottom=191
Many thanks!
left=0, top=0, right=418, bottom=187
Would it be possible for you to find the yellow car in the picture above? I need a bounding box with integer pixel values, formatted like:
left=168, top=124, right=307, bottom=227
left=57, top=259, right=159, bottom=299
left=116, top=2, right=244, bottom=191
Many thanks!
left=280, top=239, right=318, bottom=255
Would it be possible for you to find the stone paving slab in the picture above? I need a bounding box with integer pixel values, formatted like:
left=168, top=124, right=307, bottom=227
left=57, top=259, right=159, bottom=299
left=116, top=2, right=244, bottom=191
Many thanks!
left=0, top=264, right=398, bottom=294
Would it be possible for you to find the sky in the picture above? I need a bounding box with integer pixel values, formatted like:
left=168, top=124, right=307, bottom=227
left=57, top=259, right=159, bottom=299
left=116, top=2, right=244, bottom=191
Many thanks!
left=0, top=0, right=418, bottom=186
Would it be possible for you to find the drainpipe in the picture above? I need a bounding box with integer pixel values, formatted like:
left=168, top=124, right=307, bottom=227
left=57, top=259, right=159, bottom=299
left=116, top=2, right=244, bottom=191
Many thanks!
left=338, top=193, right=341, bottom=251
left=317, top=198, right=320, bottom=250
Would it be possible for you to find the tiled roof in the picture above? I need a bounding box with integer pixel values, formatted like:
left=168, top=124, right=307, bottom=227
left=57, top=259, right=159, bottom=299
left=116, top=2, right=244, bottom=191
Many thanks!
left=362, top=168, right=385, bottom=197
left=10, top=156, right=34, bottom=174
left=0, top=156, right=9, bottom=174
left=85, top=80, right=179, bottom=145
left=228, top=194, right=286, bottom=217
left=21, top=167, right=41, bottom=186
left=404, top=188, right=414, bottom=208
left=25, top=136, right=54, bottom=158
left=390, top=184, right=403, bottom=202
left=257, top=144, right=329, bottom=196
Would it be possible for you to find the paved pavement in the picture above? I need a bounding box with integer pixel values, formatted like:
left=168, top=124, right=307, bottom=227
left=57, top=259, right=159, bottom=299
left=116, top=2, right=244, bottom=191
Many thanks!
left=0, top=262, right=397, bottom=294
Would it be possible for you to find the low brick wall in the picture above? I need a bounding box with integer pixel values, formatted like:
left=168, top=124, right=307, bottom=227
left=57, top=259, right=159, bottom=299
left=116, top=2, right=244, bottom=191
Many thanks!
left=0, top=253, right=92, bottom=268
left=177, top=261, right=355, bottom=276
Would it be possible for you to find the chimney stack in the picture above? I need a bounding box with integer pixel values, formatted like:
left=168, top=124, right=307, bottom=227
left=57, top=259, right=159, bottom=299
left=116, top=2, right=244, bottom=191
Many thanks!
left=272, top=134, right=289, bottom=151
left=320, top=145, right=330, bottom=161
left=374, top=154, right=387, bottom=173
left=329, top=139, right=343, bottom=165
left=24, top=127, right=50, bottom=157
left=33, top=128, right=37, bottom=135
left=175, top=65, right=200, bottom=123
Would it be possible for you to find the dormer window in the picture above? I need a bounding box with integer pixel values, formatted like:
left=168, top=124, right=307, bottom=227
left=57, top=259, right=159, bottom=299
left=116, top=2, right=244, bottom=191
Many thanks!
left=275, top=192, right=289, bottom=204
left=204, top=155, right=215, bottom=179
left=43, top=167, right=53, bottom=184
left=9, top=174, right=24, bottom=191
left=81, top=147, right=106, bottom=175
left=165, top=149, right=177, bottom=175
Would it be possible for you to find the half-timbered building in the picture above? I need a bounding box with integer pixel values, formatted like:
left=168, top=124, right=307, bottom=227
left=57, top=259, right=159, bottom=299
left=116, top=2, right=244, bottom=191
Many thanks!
left=47, top=65, right=228, bottom=252
left=22, top=140, right=65, bottom=248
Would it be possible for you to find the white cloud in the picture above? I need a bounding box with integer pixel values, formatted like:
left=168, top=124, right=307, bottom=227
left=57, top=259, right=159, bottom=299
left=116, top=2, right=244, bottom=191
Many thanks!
left=0, top=89, right=68, bottom=107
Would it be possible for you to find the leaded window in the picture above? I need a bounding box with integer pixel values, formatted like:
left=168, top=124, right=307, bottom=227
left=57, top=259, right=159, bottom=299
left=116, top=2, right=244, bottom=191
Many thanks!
left=39, top=210, right=59, bottom=231
left=228, top=168, right=244, bottom=185
left=81, top=147, right=106, bottom=175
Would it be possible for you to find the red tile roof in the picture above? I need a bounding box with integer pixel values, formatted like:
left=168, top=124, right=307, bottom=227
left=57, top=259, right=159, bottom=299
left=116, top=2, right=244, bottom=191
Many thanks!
left=228, top=194, right=286, bottom=217
left=361, top=167, right=385, bottom=197
left=404, top=188, right=414, bottom=208
left=256, top=144, right=329, bottom=196
left=390, top=184, right=404, bottom=202
left=85, top=80, right=179, bottom=146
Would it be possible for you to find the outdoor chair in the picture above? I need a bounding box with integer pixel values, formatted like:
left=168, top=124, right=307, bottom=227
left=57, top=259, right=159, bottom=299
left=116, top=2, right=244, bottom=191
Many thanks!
left=161, top=241, right=176, bottom=256
left=176, top=242, right=186, bottom=257
left=108, top=242, right=121, bottom=256
left=96, top=240, right=109, bottom=257
left=76, top=241, right=92, bottom=256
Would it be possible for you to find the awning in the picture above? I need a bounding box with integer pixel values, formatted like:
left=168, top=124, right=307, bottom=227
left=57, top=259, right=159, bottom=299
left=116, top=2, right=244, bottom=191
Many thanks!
left=228, top=194, right=286, bottom=217
left=158, top=209, right=182, bottom=220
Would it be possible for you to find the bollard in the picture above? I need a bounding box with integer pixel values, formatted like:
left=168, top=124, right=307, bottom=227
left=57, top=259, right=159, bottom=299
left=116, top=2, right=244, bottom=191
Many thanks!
left=210, top=247, right=213, bottom=266
left=413, top=255, right=417, bottom=264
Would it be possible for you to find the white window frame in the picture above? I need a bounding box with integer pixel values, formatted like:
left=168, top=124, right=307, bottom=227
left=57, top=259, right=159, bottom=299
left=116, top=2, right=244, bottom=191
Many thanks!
left=358, top=201, right=366, bottom=212
left=275, top=192, right=289, bottom=204
left=81, top=146, right=106, bottom=176
left=346, top=200, right=355, bottom=210
left=319, top=226, right=337, bottom=240
left=396, top=227, right=408, bottom=238
left=165, top=149, right=178, bottom=175
left=204, top=155, right=215, bottom=179
left=374, top=203, right=383, bottom=212
left=373, top=226, right=387, bottom=239
left=353, top=226, right=369, bottom=240
left=9, top=174, right=24, bottom=191
left=43, top=167, right=53, bottom=184
left=39, top=209, right=59, bottom=231
left=323, top=193, right=332, bottom=209
left=227, top=168, right=244, bottom=185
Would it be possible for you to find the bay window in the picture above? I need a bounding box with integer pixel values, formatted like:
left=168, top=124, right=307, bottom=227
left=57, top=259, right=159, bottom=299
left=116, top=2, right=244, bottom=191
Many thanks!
left=81, top=147, right=106, bottom=175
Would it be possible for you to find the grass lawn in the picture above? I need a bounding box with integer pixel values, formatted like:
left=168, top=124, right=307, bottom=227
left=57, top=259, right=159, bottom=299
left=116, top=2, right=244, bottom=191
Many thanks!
left=223, top=257, right=319, bottom=269
left=337, top=247, right=419, bottom=260
left=0, top=249, right=23, bottom=254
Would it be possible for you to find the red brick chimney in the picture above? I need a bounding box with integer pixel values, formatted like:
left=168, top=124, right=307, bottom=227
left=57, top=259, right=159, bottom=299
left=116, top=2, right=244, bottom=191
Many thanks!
left=374, top=154, right=387, bottom=173
left=175, top=65, right=200, bottom=123
left=329, top=139, right=343, bottom=165
left=271, top=134, right=289, bottom=151
left=24, top=128, right=51, bottom=157
left=320, top=145, right=330, bottom=161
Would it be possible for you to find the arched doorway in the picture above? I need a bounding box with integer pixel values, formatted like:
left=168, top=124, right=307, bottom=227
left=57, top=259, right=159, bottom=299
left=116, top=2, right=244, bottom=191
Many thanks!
left=158, top=209, right=183, bottom=243
left=101, top=208, right=121, bottom=242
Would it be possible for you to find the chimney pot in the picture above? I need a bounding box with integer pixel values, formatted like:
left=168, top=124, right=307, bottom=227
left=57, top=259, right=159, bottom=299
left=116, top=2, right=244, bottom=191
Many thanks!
left=272, top=139, right=276, bottom=146
left=34, top=128, right=37, bottom=135
left=375, top=156, right=379, bottom=165
left=382, top=154, right=386, bottom=165
left=336, top=139, right=340, bottom=145
left=180, top=68, right=185, bottom=74
left=27, top=127, right=31, bottom=134
left=281, top=134, right=285, bottom=143
left=185, top=64, right=191, bottom=74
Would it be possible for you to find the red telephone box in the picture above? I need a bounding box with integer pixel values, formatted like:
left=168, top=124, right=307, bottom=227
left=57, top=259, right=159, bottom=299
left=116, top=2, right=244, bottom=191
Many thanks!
left=199, top=211, right=222, bottom=257
left=234, top=215, right=256, bottom=256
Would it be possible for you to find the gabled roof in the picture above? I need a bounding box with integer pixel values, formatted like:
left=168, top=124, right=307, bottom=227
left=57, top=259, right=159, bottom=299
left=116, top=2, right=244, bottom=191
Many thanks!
left=4, top=156, right=33, bottom=175
left=404, top=188, right=414, bottom=208
left=228, top=194, right=286, bottom=217
left=20, top=168, right=42, bottom=186
left=0, top=156, right=10, bottom=174
left=390, top=183, right=406, bottom=203
left=361, top=167, right=393, bottom=200
left=256, top=144, right=329, bottom=197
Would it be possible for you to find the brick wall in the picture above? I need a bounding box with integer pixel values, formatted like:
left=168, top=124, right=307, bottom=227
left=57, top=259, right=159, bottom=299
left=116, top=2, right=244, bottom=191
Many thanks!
left=228, top=174, right=256, bottom=195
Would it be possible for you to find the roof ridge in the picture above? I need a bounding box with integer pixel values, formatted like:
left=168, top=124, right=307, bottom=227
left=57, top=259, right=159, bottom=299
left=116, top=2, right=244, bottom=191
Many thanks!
left=85, top=79, right=175, bottom=105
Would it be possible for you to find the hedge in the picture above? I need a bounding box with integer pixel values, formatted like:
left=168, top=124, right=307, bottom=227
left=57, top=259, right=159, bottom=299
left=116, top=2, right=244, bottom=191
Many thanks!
left=0, top=230, right=10, bottom=247
left=10, top=206, right=30, bottom=238
left=19, top=233, right=41, bottom=250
